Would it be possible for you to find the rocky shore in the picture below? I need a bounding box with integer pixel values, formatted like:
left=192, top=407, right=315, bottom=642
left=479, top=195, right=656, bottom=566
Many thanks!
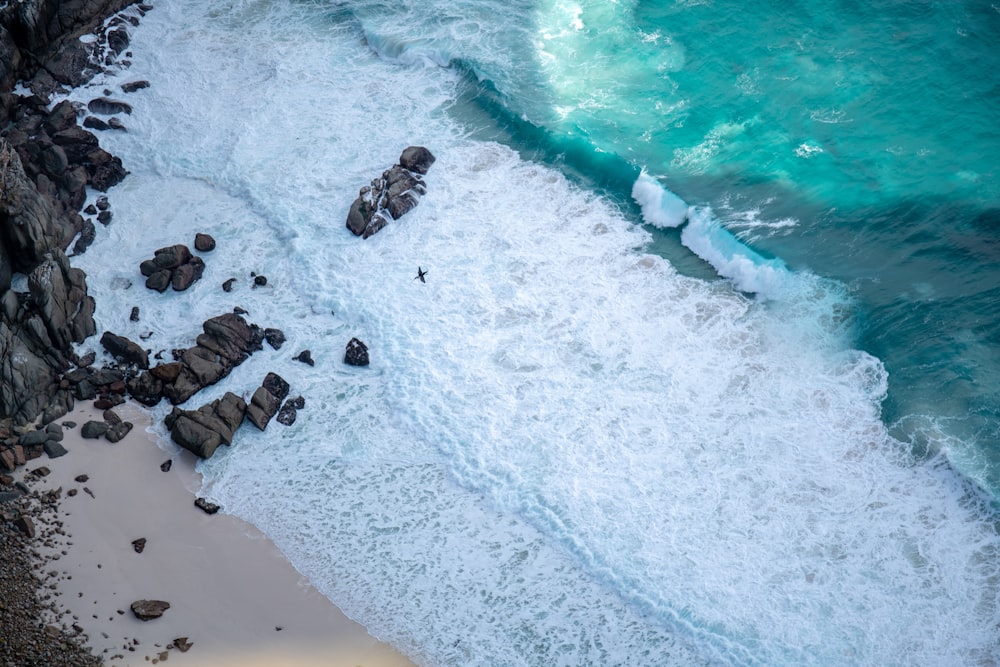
left=0, top=470, right=102, bottom=667
left=2, top=1, right=144, bottom=662
left=1, top=2, right=430, bottom=664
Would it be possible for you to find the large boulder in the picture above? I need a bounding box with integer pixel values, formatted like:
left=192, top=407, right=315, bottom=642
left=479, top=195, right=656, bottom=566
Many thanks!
left=245, top=372, right=290, bottom=431
left=399, top=146, right=436, bottom=175
left=166, top=392, right=247, bottom=459
left=100, top=331, right=149, bottom=369
left=344, top=337, right=369, bottom=367
left=345, top=146, right=434, bottom=238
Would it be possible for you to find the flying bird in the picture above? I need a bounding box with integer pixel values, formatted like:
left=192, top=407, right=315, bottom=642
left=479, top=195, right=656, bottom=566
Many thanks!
left=415, top=266, right=428, bottom=283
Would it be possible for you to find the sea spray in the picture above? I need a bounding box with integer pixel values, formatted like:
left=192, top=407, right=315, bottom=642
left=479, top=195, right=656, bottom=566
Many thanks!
left=633, top=173, right=789, bottom=297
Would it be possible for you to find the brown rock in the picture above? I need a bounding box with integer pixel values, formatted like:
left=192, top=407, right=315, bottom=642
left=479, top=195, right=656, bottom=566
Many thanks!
left=145, top=269, right=171, bottom=292
left=148, top=362, right=182, bottom=384
left=194, top=498, right=219, bottom=514
left=194, top=233, right=215, bottom=252
left=14, top=515, right=35, bottom=538
left=399, top=146, right=436, bottom=175
left=130, top=599, right=169, bottom=621
left=100, top=331, right=149, bottom=369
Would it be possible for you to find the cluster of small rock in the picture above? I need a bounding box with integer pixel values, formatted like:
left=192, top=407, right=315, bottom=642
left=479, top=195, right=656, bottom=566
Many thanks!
left=0, top=365, right=132, bottom=475
left=138, top=238, right=213, bottom=292
left=0, top=470, right=101, bottom=667
left=0, top=423, right=67, bottom=474
left=79, top=408, right=133, bottom=444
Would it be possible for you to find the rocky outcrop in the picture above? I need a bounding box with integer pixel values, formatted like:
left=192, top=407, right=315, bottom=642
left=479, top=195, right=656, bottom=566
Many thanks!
left=138, top=244, right=205, bottom=292
left=0, top=4, right=153, bottom=663
left=99, top=331, right=148, bottom=369
left=245, top=372, right=289, bottom=431
left=0, top=246, right=96, bottom=424
left=1, top=1, right=141, bottom=432
left=346, top=146, right=435, bottom=238
left=126, top=313, right=264, bottom=406
left=165, top=392, right=246, bottom=459
left=344, top=337, right=369, bottom=367
left=0, top=0, right=137, bottom=92
left=276, top=395, right=304, bottom=427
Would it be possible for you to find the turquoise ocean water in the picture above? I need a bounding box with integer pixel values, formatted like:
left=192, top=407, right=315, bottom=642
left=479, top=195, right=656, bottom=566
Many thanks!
left=62, top=0, right=1000, bottom=664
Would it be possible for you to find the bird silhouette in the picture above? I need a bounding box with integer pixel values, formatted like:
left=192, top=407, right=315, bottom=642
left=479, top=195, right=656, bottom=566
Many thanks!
left=415, top=267, right=428, bottom=283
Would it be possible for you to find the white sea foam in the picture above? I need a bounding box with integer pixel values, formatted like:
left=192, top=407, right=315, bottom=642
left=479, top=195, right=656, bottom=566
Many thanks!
left=65, top=1, right=1000, bottom=665
left=631, top=172, right=690, bottom=227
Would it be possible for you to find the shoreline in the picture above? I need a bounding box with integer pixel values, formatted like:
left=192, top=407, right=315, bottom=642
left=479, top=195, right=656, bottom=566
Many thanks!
left=19, top=401, right=414, bottom=667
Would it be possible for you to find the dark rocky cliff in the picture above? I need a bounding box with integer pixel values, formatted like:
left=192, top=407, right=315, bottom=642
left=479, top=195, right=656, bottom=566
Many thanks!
left=1, top=0, right=133, bottom=427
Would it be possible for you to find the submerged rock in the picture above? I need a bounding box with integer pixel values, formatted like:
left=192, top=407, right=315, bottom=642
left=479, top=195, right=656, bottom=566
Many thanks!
left=88, top=97, right=132, bottom=115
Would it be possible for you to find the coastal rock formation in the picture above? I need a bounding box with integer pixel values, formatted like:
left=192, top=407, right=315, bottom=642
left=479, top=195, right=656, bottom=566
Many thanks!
left=0, top=3, right=155, bottom=664
left=0, top=0, right=137, bottom=92
left=99, top=331, right=149, bottom=369
left=127, top=313, right=265, bottom=406
left=1, top=0, right=142, bottom=432
left=346, top=146, right=435, bottom=238
left=344, top=337, right=369, bottom=367
left=0, top=230, right=96, bottom=424
left=165, top=391, right=247, bottom=459
left=276, top=395, right=304, bottom=426
left=246, top=372, right=290, bottom=431
left=193, top=232, right=215, bottom=252
left=138, top=244, right=205, bottom=292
